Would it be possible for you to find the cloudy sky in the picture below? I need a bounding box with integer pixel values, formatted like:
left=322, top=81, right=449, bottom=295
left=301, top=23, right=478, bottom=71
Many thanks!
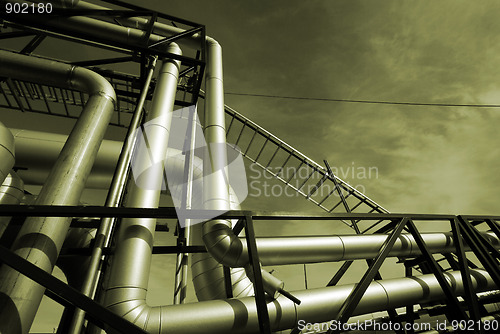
left=5, top=0, right=500, bottom=332
left=152, top=0, right=500, bottom=216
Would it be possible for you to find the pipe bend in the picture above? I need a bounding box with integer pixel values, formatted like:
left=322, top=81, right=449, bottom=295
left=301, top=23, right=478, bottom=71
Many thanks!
left=69, top=66, right=116, bottom=105
left=202, top=220, right=248, bottom=267
left=206, top=36, right=220, bottom=48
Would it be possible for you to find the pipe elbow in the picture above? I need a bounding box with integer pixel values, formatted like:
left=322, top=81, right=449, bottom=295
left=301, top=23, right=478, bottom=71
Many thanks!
left=202, top=220, right=248, bottom=267
left=69, top=66, right=116, bottom=105
left=162, top=42, right=182, bottom=57
left=206, top=36, right=220, bottom=48
left=106, top=300, right=153, bottom=332
left=105, top=291, right=164, bottom=333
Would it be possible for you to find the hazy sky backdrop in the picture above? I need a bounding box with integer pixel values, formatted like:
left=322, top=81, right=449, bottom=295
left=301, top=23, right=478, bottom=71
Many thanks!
left=153, top=0, right=500, bottom=216
left=5, top=0, right=500, bottom=332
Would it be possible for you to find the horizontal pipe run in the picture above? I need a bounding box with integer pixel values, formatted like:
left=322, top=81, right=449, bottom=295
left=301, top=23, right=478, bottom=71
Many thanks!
left=253, top=232, right=500, bottom=266
left=151, top=269, right=495, bottom=334
left=10, top=128, right=121, bottom=189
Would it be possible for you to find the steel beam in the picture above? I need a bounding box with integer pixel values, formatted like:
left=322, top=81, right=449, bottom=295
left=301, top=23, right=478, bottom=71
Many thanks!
left=406, top=219, right=468, bottom=321
left=327, top=218, right=408, bottom=333
left=244, top=214, right=272, bottom=334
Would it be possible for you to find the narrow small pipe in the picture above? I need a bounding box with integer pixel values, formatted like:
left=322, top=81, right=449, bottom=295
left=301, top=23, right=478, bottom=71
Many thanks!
left=174, top=106, right=198, bottom=305
left=0, top=49, right=116, bottom=334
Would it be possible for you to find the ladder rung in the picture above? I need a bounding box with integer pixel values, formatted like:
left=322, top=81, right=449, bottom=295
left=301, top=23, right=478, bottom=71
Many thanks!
left=226, top=113, right=236, bottom=135
left=265, top=143, right=281, bottom=168
left=329, top=199, right=343, bottom=213
left=350, top=197, right=366, bottom=212
left=317, top=187, right=337, bottom=206
left=254, top=136, right=269, bottom=162
left=6, top=79, right=25, bottom=112
left=275, top=151, right=293, bottom=179
left=306, top=173, right=328, bottom=199
left=243, top=129, right=258, bottom=156
left=0, top=84, right=13, bottom=108
left=285, top=160, right=304, bottom=184
left=70, top=90, right=77, bottom=105
left=234, top=119, right=247, bottom=146
left=297, top=168, right=316, bottom=191
left=328, top=187, right=352, bottom=213
left=22, top=81, right=34, bottom=100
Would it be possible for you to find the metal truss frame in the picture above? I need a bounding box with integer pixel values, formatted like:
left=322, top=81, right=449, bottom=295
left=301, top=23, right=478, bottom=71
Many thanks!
left=0, top=0, right=206, bottom=121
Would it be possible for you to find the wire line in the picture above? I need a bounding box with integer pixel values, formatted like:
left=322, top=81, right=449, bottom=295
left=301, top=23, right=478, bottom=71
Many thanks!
left=225, top=92, right=500, bottom=108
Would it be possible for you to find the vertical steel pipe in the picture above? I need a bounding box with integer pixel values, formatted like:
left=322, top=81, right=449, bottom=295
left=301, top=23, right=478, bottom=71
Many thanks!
left=66, top=55, right=158, bottom=334
left=173, top=106, right=197, bottom=305
left=102, top=43, right=181, bottom=329
left=0, top=49, right=116, bottom=334
left=0, top=172, right=24, bottom=237
left=0, top=122, right=15, bottom=185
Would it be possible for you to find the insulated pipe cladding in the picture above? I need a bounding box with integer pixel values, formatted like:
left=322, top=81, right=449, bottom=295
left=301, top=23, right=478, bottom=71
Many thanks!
left=121, top=269, right=496, bottom=334
left=101, top=44, right=183, bottom=329
left=0, top=50, right=116, bottom=334
left=0, top=172, right=24, bottom=237
left=0, top=122, right=15, bottom=185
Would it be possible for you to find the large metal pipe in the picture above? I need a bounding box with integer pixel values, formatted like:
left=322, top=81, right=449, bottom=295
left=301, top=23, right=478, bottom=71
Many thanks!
left=0, top=49, right=115, bottom=334
left=101, top=44, right=182, bottom=330
left=118, top=269, right=495, bottom=334
left=254, top=231, right=500, bottom=266
left=11, top=128, right=119, bottom=189
left=0, top=122, right=15, bottom=185
left=66, top=55, right=159, bottom=334
left=0, top=171, right=24, bottom=237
